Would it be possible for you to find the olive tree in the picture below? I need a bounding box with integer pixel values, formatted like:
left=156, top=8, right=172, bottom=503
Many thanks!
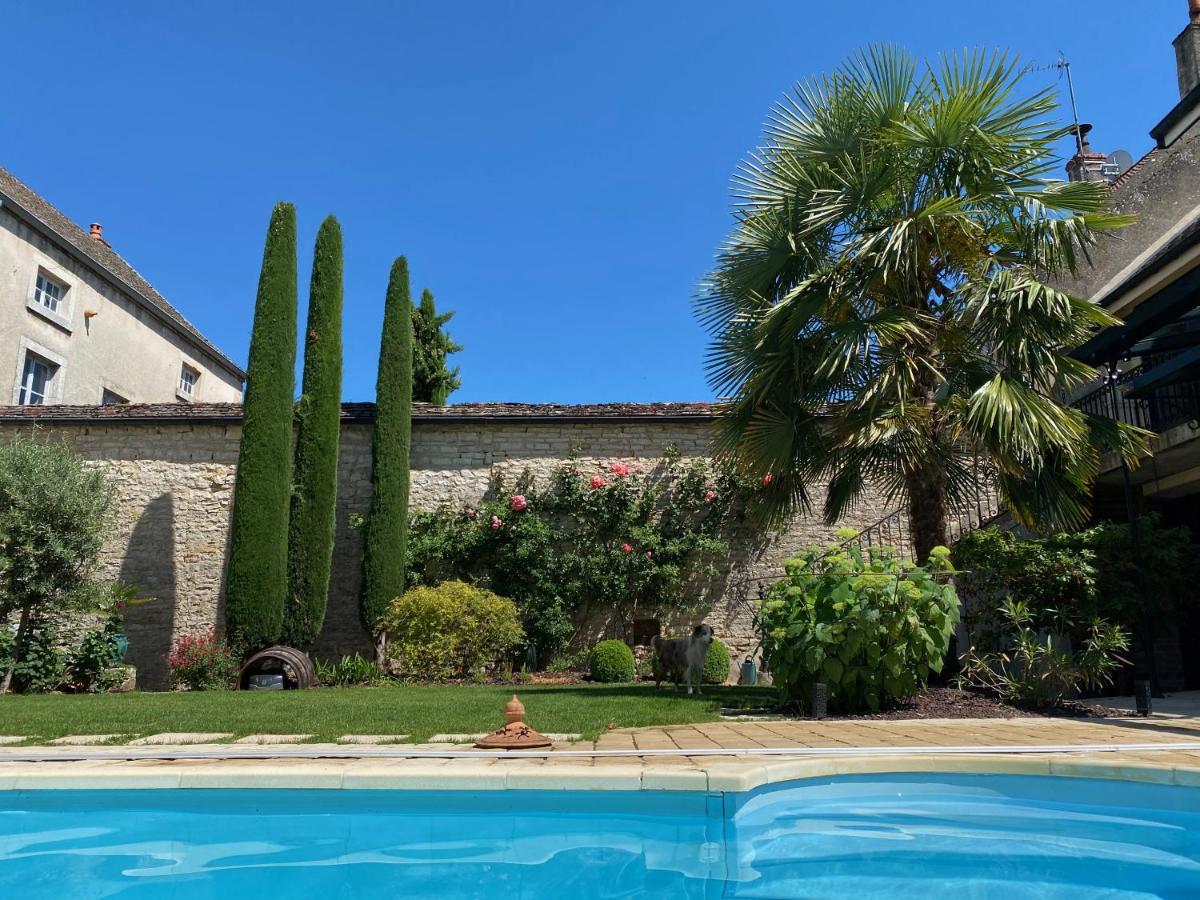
left=0, top=436, right=115, bottom=693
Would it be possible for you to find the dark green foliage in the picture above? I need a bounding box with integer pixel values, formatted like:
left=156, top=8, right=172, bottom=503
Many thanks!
left=953, top=517, right=1200, bottom=644
left=589, top=640, right=635, bottom=683
left=361, top=257, right=414, bottom=634
left=757, top=543, right=959, bottom=712
left=405, top=453, right=753, bottom=663
left=703, top=639, right=731, bottom=684
left=284, top=216, right=344, bottom=647
left=225, top=202, right=298, bottom=653
left=411, top=288, right=462, bottom=404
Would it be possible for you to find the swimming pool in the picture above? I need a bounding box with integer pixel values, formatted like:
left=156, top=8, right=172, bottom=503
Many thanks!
left=1, top=774, right=1198, bottom=898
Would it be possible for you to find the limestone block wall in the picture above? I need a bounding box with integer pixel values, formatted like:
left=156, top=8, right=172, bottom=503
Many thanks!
left=0, top=408, right=897, bottom=688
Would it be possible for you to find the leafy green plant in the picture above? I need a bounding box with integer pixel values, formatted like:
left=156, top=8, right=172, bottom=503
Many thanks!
left=362, top=257, right=414, bottom=642
left=703, top=638, right=731, bottom=685
left=957, top=599, right=1129, bottom=707
left=285, top=215, right=344, bottom=648
left=0, top=621, right=65, bottom=694
left=64, top=620, right=125, bottom=693
left=316, top=653, right=386, bottom=687
left=757, top=540, right=959, bottom=712
left=379, top=581, right=523, bottom=681
left=167, top=630, right=239, bottom=691
left=406, top=452, right=754, bottom=662
left=226, top=202, right=298, bottom=653
left=589, top=640, right=635, bottom=683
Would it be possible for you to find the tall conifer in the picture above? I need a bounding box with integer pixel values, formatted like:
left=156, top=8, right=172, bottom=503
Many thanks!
left=225, top=203, right=298, bottom=652
left=283, top=215, right=343, bottom=647
left=361, top=257, right=413, bottom=638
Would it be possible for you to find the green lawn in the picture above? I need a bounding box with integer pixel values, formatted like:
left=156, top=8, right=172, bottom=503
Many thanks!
left=0, top=683, right=777, bottom=743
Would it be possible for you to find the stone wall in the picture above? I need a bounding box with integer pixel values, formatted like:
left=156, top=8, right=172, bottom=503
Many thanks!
left=0, top=406, right=897, bottom=688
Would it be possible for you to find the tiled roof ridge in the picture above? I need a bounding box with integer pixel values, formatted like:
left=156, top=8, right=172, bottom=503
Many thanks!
left=1109, top=148, right=1159, bottom=192
left=0, top=400, right=725, bottom=422
left=0, top=165, right=246, bottom=380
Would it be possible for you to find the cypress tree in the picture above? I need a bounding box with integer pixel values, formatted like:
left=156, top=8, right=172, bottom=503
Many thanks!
left=411, top=288, right=462, bottom=404
left=283, top=215, right=344, bottom=647
left=225, top=202, right=298, bottom=652
left=361, top=257, right=414, bottom=637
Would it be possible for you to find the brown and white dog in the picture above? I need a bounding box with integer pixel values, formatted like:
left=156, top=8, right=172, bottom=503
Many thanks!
left=651, top=624, right=714, bottom=695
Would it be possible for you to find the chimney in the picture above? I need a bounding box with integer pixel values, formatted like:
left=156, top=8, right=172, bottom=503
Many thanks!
left=1174, top=0, right=1200, bottom=97
left=1066, top=124, right=1110, bottom=183
left=88, top=222, right=110, bottom=248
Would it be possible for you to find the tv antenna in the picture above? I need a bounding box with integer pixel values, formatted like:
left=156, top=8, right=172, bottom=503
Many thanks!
left=1055, top=55, right=1086, bottom=154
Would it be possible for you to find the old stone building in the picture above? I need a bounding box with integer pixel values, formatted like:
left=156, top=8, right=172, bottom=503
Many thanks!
left=0, top=401, right=902, bottom=689
left=0, top=166, right=244, bottom=406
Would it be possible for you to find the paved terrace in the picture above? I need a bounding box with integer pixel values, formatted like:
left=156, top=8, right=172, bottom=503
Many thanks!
left=4, top=715, right=1200, bottom=792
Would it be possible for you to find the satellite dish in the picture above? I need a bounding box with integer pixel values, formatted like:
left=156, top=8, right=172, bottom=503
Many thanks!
left=1107, top=149, right=1135, bottom=176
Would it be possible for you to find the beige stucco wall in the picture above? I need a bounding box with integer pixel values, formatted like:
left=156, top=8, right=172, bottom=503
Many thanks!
left=0, top=207, right=243, bottom=405
left=0, top=414, right=896, bottom=689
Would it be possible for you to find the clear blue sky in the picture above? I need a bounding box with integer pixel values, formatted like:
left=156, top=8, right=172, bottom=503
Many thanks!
left=3, top=1, right=1186, bottom=403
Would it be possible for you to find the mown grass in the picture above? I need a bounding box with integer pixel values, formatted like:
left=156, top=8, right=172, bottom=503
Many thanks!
left=0, top=683, right=778, bottom=743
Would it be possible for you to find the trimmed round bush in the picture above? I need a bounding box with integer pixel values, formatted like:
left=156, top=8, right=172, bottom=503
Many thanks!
left=379, top=581, right=523, bottom=681
left=589, top=640, right=635, bottom=683
left=703, top=639, right=731, bottom=684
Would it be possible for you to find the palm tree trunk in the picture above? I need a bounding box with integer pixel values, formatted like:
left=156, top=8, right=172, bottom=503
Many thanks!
left=905, top=468, right=948, bottom=565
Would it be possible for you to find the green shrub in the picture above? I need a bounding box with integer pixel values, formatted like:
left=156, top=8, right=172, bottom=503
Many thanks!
left=379, top=581, right=523, bottom=680
left=757, top=541, right=959, bottom=713
left=226, top=202, right=298, bottom=653
left=362, top=257, right=414, bottom=637
left=167, top=630, right=239, bottom=691
left=589, top=640, right=635, bottom=683
left=0, top=622, right=65, bottom=694
left=957, top=599, right=1129, bottom=707
left=703, top=638, right=731, bottom=684
left=285, top=215, right=344, bottom=648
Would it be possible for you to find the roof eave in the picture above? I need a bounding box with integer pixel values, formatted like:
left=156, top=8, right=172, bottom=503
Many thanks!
left=0, top=192, right=248, bottom=382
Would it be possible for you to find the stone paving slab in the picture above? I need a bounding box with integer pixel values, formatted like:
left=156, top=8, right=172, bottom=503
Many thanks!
left=335, top=734, right=411, bottom=744
left=128, top=733, right=234, bottom=746
left=5, top=716, right=1200, bottom=793
left=49, top=735, right=126, bottom=746
left=234, top=734, right=314, bottom=745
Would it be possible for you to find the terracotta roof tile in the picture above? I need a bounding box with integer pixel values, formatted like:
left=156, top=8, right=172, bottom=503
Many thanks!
left=0, top=166, right=246, bottom=380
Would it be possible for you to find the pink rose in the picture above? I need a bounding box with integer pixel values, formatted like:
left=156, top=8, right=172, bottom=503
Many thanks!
left=621, top=543, right=634, bottom=554
left=609, top=463, right=630, bottom=477
left=633, top=464, right=644, bottom=474
left=762, top=473, right=774, bottom=487
left=465, top=507, right=477, bottom=519
left=705, top=490, right=716, bottom=503
left=510, top=494, right=528, bottom=512
left=573, top=467, right=583, bottom=475
left=644, top=550, right=653, bottom=558
left=491, top=515, right=503, bottom=530
left=590, top=475, right=607, bottom=490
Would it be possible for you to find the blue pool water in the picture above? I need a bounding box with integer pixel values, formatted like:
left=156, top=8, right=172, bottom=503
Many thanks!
left=2, top=774, right=1199, bottom=898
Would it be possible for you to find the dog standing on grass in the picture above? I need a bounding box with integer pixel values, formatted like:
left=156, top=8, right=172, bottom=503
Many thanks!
left=651, top=624, right=714, bottom=695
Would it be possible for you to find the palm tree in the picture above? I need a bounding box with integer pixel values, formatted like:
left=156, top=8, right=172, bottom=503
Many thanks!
left=697, top=47, right=1148, bottom=564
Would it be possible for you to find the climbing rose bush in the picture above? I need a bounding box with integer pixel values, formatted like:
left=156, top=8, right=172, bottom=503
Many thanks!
left=407, top=448, right=758, bottom=663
